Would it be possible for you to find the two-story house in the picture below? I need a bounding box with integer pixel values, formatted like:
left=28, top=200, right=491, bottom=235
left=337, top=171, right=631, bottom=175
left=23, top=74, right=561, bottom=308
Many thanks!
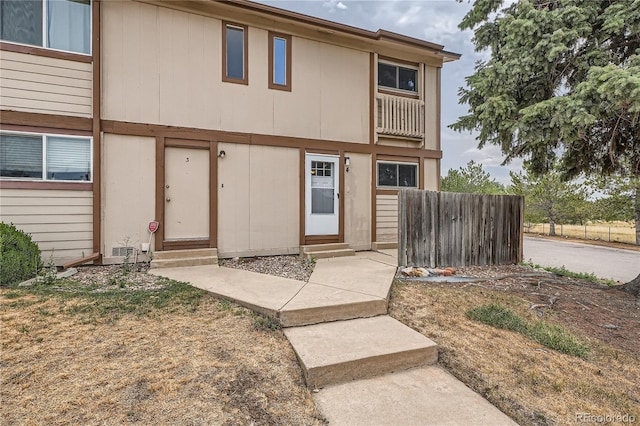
left=0, top=0, right=459, bottom=265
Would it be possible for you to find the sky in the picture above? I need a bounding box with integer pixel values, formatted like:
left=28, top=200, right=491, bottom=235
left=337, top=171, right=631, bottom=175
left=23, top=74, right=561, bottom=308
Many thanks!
left=256, top=0, right=523, bottom=184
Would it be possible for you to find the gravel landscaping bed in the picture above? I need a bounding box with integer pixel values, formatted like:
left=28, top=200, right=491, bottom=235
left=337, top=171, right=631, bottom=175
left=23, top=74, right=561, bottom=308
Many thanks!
left=219, top=255, right=315, bottom=282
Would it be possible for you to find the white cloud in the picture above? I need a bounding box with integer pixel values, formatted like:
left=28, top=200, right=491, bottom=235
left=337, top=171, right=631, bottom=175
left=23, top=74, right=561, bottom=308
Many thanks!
left=322, top=0, right=348, bottom=12
left=396, top=5, right=422, bottom=27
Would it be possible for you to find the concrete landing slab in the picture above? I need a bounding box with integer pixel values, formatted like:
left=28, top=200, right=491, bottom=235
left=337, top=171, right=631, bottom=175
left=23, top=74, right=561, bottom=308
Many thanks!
left=279, top=283, right=387, bottom=327
left=314, top=365, right=517, bottom=426
left=309, top=258, right=396, bottom=299
left=357, top=249, right=398, bottom=267
left=149, top=265, right=305, bottom=318
left=284, top=316, right=437, bottom=388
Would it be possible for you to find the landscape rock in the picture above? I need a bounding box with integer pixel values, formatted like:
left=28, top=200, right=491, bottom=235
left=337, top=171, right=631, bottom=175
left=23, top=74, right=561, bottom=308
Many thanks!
left=401, top=267, right=457, bottom=277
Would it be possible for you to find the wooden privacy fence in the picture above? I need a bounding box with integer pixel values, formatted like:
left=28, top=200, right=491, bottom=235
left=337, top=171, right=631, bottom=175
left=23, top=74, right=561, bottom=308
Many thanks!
left=398, top=189, right=524, bottom=267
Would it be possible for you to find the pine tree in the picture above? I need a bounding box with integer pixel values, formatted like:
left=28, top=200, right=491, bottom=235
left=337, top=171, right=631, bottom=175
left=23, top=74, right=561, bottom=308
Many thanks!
left=452, top=0, right=640, bottom=294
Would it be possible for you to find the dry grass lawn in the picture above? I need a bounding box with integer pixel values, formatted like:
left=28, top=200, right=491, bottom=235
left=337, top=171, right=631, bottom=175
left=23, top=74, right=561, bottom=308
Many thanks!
left=390, top=274, right=640, bottom=426
left=1, top=276, right=322, bottom=425
left=5, top=260, right=639, bottom=426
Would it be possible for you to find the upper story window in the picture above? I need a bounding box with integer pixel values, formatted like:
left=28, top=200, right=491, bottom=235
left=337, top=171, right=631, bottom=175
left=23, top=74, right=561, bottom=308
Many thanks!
left=378, top=61, right=418, bottom=93
left=269, top=32, right=291, bottom=91
left=223, top=22, right=248, bottom=85
left=377, top=162, right=418, bottom=188
left=0, top=0, right=91, bottom=55
left=0, top=132, right=92, bottom=182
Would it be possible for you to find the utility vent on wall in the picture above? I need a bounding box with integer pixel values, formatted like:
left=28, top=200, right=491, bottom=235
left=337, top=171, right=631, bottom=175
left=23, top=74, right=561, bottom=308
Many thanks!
left=112, top=246, right=135, bottom=257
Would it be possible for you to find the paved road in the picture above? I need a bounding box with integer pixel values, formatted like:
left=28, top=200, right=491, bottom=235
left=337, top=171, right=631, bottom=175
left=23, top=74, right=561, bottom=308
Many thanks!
left=523, top=237, right=640, bottom=282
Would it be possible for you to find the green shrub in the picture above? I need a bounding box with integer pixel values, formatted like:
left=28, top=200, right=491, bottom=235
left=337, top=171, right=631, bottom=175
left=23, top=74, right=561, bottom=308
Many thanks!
left=466, top=303, right=529, bottom=334
left=528, top=321, right=590, bottom=359
left=0, top=222, right=42, bottom=286
left=466, top=303, right=590, bottom=359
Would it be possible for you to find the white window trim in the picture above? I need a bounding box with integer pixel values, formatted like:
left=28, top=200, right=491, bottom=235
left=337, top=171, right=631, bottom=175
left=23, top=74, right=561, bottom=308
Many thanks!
left=376, top=160, right=419, bottom=189
left=377, top=60, right=419, bottom=95
left=0, top=130, right=93, bottom=183
left=0, top=0, right=92, bottom=56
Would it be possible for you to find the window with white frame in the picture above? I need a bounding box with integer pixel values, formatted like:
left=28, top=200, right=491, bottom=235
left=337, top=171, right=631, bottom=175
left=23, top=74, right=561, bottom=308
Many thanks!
left=0, top=132, right=92, bottom=181
left=378, top=61, right=418, bottom=93
left=0, top=0, right=91, bottom=54
left=377, top=162, right=418, bottom=188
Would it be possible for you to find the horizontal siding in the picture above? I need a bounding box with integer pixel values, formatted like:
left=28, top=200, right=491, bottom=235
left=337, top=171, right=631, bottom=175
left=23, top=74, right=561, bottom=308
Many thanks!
left=1, top=205, right=93, bottom=215
left=376, top=194, right=398, bottom=242
left=1, top=68, right=92, bottom=89
left=0, top=50, right=92, bottom=117
left=0, top=188, right=93, bottom=264
left=2, top=87, right=91, bottom=107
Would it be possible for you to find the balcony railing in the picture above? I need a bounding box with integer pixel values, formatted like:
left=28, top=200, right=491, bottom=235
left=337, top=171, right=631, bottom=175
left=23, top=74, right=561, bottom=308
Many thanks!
left=376, top=93, right=425, bottom=139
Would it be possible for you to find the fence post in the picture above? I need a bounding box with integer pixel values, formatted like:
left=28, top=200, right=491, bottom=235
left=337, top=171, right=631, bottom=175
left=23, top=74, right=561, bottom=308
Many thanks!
left=609, top=227, right=611, bottom=242
left=561, top=224, right=563, bottom=236
left=584, top=225, right=587, bottom=239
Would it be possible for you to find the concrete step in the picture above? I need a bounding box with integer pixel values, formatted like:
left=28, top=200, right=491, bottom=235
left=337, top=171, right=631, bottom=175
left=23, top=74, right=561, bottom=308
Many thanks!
left=284, top=316, right=437, bottom=388
left=302, top=243, right=351, bottom=253
left=150, top=256, right=217, bottom=269
left=304, top=248, right=356, bottom=260
left=151, top=248, right=218, bottom=269
left=279, top=294, right=387, bottom=327
left=153, top=248, right=218, bottom=260
left=371, top=241, right=398, bottom=250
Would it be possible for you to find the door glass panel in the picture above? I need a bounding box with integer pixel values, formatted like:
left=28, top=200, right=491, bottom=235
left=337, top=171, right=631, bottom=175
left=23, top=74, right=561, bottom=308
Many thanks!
left=311, top=161, right=334, bottom=214
left=312, top=188, right=334, bottom=213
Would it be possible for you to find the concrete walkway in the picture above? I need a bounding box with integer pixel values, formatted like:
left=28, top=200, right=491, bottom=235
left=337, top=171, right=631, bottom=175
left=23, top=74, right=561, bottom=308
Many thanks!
left=151, top=250, right=516, bottom=425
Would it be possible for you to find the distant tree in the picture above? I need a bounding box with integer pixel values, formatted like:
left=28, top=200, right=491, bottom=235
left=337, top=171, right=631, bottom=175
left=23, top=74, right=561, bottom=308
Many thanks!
left=441, top=160, right=505, bottom=194
left=510, top=166, right=590, bottom=235
left=589, top=177, right=637, bottom=223
left=452, top=0, right=640, bottom=294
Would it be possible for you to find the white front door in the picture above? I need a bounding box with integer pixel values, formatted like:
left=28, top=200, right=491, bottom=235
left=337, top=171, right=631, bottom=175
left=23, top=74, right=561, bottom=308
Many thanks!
left=164, top=147, right=209, bottom=241
left=305, top=154, right=339, bottom=236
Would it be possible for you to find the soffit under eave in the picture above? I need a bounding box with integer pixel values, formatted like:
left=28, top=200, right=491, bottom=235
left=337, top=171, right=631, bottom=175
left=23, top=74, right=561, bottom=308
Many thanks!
left=138, top=0, right=459, bottom=65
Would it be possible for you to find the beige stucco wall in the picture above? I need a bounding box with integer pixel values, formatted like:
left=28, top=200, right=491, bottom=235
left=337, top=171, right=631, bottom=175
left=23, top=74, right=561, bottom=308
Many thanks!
left=424, top=158, right=439, bottom=191
left=101, top=134, right=156, bottom=264
left=376, top=194, right=398, bottom=242
left=0, top=188, right=93, bottom=264
left=102, top=0, right=369, bottom=143
left=344, top=152, right=371, bottom=250
left=423, top=66, right=439, bottom=151
left=0, top=50, right=92, bottom=117
left=217, top=143, right=299, bottom=257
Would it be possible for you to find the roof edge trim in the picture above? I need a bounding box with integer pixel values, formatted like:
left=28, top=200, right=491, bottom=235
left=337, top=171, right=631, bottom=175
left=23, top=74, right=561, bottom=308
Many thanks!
left=224, top=0, right=460, bottom=58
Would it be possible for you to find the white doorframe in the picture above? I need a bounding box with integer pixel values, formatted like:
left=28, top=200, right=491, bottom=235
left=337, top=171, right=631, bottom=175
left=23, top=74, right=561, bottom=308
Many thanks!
left=305, top=154, right=339, bottom=236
